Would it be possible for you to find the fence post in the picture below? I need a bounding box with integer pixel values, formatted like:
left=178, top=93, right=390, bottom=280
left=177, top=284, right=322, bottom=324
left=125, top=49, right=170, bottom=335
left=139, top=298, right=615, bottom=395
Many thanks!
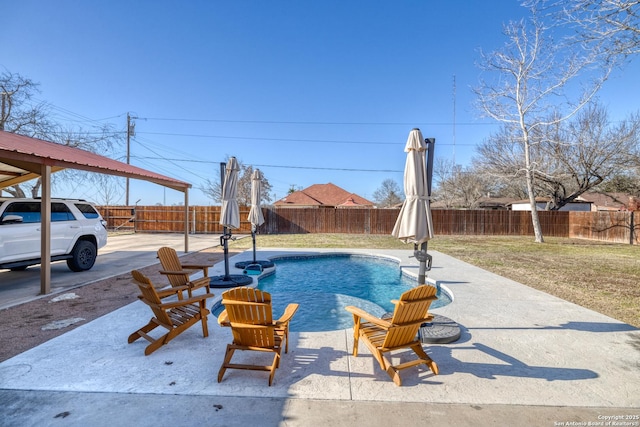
left=631, top=211, right=635, bottom=245
left=191, top=206, right=195, bottom=234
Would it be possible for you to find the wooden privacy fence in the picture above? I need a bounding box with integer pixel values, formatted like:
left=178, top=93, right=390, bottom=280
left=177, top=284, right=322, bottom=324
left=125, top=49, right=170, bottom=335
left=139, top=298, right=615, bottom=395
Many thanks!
left=96, top=206, right=638, bottom=244
left=98, top=205, right=254, bottom=234
left=569, top=211, right=637, bottom=245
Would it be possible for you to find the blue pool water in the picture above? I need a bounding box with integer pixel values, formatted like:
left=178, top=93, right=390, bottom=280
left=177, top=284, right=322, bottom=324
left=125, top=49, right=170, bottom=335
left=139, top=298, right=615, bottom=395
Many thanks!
left=253, top=254, right=451, bottom=332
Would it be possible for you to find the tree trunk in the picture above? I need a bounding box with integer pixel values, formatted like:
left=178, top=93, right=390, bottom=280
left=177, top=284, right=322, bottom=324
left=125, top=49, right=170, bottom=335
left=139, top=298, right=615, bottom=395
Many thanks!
left=523, top=132, right=544, bottom=243
left=525, top=167, right=544, bottom=243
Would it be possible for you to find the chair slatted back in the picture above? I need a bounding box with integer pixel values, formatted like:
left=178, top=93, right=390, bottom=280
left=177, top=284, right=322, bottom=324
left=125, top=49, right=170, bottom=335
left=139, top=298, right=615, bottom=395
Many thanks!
left=228, top=323, right=277, bottom=348
left=223, top=287, right=273, bottom=324
left=222, top=288, right=277, bottom=347
left=131, top=269, right=173, bottom=327
left=157, top=247, right=187, bottom=287
left=384, top=285, right=437, bottom=349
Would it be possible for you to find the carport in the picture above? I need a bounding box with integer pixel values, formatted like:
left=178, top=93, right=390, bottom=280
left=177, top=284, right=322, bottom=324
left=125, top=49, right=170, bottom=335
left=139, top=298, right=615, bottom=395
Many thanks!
left=0, top=130, right=192, bottom=295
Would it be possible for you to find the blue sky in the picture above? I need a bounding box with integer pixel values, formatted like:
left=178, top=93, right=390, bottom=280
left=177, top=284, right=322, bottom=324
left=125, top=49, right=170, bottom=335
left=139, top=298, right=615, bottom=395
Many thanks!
left=2, top=1, right=638, bottom=205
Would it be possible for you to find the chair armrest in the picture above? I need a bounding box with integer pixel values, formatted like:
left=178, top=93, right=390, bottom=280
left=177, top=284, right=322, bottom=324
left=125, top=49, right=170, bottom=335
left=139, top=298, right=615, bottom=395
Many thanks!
left=159, top=269, right=197, bottom=277
left=156, top=284, right=191, bottom=296
left=345, top=305, right=392, bottom=329
left=275, top=303, right=299, bottom=325
left=156, top=288, right=182, bottom=298
left=182, top=264, right=210, bottom=277
left=189, top=276, right=210, bottom=286
left=159, top=292, right=215, bottom=309
left=217, top=309, right=230, bottom=326
left=182, top=263, right=212, bottom=271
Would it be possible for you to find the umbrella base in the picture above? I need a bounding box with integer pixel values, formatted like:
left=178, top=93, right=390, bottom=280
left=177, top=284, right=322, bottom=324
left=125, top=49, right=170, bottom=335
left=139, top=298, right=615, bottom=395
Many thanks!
left=234, top=260, right=275, bottom=269
left=381, top=312, right=461, bottom=344
left=418, top=314, right=461, bottom=344
left=209, top=274, right=253, bottom=288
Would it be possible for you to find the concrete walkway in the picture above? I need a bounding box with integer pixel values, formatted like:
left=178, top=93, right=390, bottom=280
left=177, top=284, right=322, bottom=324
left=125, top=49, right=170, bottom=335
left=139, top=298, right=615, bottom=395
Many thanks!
left=1, top=237, right=639, bottom=426
left=0, top=233, right=225, bottom=310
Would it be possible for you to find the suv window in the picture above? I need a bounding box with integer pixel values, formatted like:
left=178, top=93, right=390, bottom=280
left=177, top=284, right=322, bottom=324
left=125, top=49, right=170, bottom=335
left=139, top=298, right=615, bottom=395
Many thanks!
left=0, top=202, right=76, bottom=223
left=1, top=202, right=41, bottom=223
left=51, top=202, right=76, bottom=222
left=74, top=203, right=100, bottom=219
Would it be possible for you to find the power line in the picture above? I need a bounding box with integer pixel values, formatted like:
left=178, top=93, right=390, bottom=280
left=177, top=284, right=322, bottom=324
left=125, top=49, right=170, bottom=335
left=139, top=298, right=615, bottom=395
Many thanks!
left=137, top=131, right=477, bottom=146
left=138, top=131, right=401, bottom=145
left=140, top=116, right=497, bottom=126
left=30, top=98, right=124, bottom=126
left=254, top=163, right=403, bottom=173
left=129, top=156, right=403, bottom=173
left=132, top=139, right=210, bottom=181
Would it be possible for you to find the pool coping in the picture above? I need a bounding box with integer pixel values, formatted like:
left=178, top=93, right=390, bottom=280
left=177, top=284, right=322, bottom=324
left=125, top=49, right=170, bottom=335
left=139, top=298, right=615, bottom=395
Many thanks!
left=208, top=249, right=455, bottom=326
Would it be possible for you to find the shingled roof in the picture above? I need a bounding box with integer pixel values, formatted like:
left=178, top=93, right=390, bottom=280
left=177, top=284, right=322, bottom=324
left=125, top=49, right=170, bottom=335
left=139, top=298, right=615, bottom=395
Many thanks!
left=274, top=183, right=374, bottom=207
left=578, top=192, right=636, bottom=211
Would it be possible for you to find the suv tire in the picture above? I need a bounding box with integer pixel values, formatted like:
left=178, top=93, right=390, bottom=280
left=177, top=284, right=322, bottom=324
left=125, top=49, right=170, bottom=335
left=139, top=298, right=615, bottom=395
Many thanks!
left=66, top=240, right=97, bottom=272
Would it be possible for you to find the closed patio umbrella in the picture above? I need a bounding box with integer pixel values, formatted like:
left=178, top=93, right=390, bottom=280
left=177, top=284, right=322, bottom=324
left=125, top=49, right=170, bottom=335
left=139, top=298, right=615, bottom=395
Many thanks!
left=392, top=128, right=435, bottom=285
left=235, top=169, right=274, bottom=270
left=210, top=157, right=252, bottom=287
left=220, top=157, right=240, bottom=230
left=248, top=169, right=265, bottom=228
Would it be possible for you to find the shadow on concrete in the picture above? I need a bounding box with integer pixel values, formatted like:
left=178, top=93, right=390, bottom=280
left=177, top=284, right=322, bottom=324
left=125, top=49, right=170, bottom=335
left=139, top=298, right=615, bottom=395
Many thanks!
left=430, top=342, right=598, bottom=381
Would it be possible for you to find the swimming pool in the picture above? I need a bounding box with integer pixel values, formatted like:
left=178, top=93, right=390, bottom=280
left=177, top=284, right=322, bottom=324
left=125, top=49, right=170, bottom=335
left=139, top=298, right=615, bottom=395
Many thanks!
left=221, top=254, right=451, bottom=333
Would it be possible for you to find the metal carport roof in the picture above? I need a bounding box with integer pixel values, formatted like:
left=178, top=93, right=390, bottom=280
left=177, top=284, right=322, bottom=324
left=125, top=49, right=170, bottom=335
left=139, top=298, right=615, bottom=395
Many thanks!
left=0, top=130, right=193, bottom=295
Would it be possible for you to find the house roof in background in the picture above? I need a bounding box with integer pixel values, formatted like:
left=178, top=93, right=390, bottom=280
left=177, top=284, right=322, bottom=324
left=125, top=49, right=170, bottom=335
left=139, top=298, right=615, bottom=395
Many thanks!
left=477, top=197, right=517, bottom=208
left=274, top=182, right=374, bottom=207
left=578, top=192, right=634, bottom=211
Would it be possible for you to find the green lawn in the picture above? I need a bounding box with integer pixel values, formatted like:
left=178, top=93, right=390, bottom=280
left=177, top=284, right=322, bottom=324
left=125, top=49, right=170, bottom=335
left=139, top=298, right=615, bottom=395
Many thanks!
left=228, top=233, right=640, bottom=327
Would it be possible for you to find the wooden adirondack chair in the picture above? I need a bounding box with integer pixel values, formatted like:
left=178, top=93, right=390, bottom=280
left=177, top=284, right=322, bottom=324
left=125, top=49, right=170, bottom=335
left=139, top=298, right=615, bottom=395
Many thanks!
left=157, top=246, right=212, bottom=299
left=345, top=284, right=439, bottom=386
left=128, top=269, right=215, bottom=356
left=217, top=287, right=299, bottom=386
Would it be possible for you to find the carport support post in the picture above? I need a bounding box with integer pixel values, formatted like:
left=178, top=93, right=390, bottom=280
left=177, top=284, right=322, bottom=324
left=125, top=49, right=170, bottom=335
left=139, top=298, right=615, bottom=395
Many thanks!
left=184, top=188, right=189, bottom=252
left=40, top=164, right=51, bottom=294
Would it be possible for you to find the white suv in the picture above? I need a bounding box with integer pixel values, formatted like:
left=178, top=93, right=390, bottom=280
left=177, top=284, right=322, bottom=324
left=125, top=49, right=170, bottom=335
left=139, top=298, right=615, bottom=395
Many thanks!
left=0, top=198, right=108, bottom=272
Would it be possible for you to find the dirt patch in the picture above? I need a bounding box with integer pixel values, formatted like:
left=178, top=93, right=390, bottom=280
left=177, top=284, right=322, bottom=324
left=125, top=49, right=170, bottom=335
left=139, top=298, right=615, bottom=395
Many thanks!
left=0, top=248, right=234, bottom=363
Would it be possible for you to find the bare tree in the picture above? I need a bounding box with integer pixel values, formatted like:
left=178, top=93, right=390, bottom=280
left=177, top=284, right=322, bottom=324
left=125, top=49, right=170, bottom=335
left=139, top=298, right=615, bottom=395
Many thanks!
left=0, top=71, right=52, bottom=136
left=596, top=172, right=640, bottom=195
left=92, top=173, right=125, bottom=205
left=477, top=103, right=640, bottom=209
left=474, top=1, right=611, bottom=242
left=199, top=159, right=273, bottom=206
left=535, top=103, right=640, bottom=209
left=433, top=158, right=495, bottom=209
left=372, top=178, right=403, bottom=208
left=560, top=0, right=640, bottom=57
left=1, top=70, right=124, bottom=199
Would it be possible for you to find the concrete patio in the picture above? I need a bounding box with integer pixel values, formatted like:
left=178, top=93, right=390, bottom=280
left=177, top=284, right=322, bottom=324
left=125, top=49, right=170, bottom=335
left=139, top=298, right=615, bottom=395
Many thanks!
left=1, top=237, right=638, bottom=426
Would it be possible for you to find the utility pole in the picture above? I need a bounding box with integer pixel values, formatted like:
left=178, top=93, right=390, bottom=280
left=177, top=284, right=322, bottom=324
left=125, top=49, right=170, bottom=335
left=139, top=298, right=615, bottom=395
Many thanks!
left=1, top=92, right=10, bottom=131
left=452, top=74, right=456, bottom=165
left=126, top=113, right=136, bottom=205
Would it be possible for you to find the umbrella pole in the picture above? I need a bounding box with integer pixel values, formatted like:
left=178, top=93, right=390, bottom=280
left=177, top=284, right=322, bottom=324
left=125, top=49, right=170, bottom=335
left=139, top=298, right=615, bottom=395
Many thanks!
left=414, top=242, right=432, bottom=285
left=418, top=137, right=435, bottom=285
left=251, top=225, right=257, bottom=263
left=221, top=227, right=231, bottom=280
